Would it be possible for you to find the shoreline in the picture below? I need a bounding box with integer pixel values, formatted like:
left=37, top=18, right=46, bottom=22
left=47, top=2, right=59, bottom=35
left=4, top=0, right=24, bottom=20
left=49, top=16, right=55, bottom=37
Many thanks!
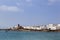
left=0, top=29, right=60, bottom=32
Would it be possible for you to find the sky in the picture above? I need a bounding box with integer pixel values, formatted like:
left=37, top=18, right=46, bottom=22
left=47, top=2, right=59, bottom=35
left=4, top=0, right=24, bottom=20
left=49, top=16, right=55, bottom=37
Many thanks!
left=0, top=0, right=60, bottom=28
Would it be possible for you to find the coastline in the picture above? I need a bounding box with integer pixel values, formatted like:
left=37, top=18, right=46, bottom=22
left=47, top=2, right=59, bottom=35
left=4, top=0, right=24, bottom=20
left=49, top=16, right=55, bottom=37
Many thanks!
left=1, top=24, right=60, bottom=32
left=0, top=29, right=60, bottom=32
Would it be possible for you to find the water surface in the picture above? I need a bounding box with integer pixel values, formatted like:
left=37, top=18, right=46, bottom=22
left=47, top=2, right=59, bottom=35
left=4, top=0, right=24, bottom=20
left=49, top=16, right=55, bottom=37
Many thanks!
left=0, top=31, right=60, bottom=40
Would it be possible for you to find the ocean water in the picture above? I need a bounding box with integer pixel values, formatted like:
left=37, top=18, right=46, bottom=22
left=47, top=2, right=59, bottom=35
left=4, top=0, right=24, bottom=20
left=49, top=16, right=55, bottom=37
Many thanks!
left=0, top=31, right=60, bottom=40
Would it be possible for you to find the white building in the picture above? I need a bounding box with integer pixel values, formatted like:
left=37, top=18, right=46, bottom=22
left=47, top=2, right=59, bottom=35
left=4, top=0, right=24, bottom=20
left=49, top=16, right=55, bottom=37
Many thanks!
left=47, top=24, right=56, bottom=30
left=40, top=25, right=47, bottom=30
left=32, top=26, right=41, bottom=30
left=56, top=24, right=60, bottom=30
left=23, top=26, right=32, bottom=29
left=23, top=26, right=41, bottom=30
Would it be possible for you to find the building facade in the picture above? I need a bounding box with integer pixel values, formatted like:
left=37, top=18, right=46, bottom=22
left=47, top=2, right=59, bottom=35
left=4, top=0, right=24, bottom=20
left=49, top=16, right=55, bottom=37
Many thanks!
left=47, top=24, right=56, bottom=30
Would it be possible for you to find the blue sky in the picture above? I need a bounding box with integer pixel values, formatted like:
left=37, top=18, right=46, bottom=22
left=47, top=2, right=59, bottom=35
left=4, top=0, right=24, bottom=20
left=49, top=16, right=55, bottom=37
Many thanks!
left=0, top=0, right=60, bottom=28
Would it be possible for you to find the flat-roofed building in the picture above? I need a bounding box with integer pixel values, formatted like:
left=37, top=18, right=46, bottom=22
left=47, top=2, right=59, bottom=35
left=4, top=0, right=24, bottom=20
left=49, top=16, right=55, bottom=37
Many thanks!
left=56, top=24, right=60, bottom=30
left=47, top=24, right=56, bottom=30
left=23, top=26, right=41, bottom=30
left=40, top=25, right=47, bottom=30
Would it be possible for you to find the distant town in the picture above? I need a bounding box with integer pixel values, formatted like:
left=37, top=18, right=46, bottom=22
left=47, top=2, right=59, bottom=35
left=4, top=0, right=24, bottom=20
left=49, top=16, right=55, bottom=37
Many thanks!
left=1, top=24, right=60, bottom=32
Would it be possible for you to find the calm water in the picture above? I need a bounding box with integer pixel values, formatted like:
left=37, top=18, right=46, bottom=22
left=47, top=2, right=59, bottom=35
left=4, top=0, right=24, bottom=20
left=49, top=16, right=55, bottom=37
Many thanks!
left=0, top=31, right=60, bottom=40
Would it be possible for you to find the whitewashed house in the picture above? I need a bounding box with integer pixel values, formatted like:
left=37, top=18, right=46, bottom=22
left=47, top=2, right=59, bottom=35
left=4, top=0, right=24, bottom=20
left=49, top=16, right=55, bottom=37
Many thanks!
left=32, top=26, right=41, bottom=30
left=40, top=25, right=47, bottom=30
left=23, top=26, right=41, bottom=30
left=47, top=24, right=56, bottom=30
left=56, top=24, right=60, bottom=30
left=23, top=26, right=32, bottom=29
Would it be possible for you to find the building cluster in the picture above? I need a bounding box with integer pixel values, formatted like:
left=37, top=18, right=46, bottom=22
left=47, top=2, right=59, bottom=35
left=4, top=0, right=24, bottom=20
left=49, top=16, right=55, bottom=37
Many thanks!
left=11, top=24, right=60, bottom=31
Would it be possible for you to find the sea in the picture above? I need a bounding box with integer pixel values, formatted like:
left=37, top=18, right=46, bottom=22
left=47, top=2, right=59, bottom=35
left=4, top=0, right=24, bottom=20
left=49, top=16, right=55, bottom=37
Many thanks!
left=0, top=31, right=60, bottom=40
